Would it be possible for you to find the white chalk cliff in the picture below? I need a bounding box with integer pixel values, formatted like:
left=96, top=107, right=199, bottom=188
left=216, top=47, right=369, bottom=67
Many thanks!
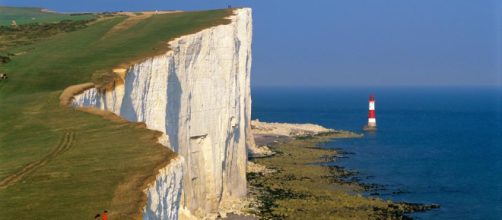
left=72, top=8, right=253, bottom=219
left=143, top=156, right=184, bottom=220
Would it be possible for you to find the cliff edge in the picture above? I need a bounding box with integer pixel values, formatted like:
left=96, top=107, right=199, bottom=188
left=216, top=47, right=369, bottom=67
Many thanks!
left=72, top=8, right=253, bottom=219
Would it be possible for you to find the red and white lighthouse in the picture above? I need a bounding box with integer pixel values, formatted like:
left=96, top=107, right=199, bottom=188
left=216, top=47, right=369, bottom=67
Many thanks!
left=364, top=95, right=377, bottom=131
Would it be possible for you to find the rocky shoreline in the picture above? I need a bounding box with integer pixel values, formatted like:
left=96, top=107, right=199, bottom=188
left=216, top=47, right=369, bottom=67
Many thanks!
left=246, top=121, right=439, bottom=219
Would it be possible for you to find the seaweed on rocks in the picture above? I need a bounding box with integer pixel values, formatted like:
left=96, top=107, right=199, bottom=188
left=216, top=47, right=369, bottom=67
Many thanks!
left=248, top=131, right=439, bottom=219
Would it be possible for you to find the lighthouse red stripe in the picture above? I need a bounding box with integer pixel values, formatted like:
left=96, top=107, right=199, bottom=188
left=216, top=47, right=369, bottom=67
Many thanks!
left=367, top=95, right=377, bottom=128
left=368, top=110, right=375, bottom=118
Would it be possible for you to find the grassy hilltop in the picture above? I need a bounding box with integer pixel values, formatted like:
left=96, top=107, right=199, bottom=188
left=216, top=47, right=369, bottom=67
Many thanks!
left=0, top=7, right=232, bottom=219
left=0, top=6, right=94, bottom=26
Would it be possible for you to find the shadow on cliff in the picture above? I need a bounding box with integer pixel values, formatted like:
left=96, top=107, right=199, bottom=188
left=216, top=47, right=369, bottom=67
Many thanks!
left=120, top=68, right=139, bottom=122
left=166, top=58, right=182, bottom=152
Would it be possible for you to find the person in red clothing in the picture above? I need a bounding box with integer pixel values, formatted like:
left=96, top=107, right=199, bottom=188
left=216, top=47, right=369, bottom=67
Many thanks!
left=102, top=210, right=108, bottom=220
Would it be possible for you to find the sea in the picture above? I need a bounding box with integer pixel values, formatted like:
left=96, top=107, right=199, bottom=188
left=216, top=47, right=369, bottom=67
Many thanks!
left=252, top=86, right=502, bottom=219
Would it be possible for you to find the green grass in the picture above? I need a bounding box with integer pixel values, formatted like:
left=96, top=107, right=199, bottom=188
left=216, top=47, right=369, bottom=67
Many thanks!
left=0, top=19, right=93, bottom=51
left=0, top=9, right=232, bottom=219
left=0, top=6, right=95, bottom=26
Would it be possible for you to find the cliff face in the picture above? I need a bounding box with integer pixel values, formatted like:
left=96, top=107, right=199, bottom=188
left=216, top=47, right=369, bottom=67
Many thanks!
left=72, top=8, right=252, bottom=219
left=143, top=156, right=184, bottom=220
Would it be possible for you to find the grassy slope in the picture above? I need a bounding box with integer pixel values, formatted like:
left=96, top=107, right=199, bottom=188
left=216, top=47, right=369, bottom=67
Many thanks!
left=0, top=6, right=95, bottom=26
left=0, top=9, right=232, bottom=219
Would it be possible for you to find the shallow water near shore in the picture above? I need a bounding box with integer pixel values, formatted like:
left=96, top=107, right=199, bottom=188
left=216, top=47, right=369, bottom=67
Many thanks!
left=252, top=86, right=502, bottom=219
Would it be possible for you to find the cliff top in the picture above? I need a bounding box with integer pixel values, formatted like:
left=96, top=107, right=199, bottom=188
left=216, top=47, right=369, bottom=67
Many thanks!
left=0, top=7, right=239, bottom=219
left=0, top=6, right=95, bottom=26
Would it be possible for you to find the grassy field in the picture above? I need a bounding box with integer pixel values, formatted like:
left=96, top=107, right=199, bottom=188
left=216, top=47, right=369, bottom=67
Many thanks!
left=0, top=6, right=95, bottom=26
left=0, top=19, right=92, bottom=51
left=0, top=8, right=232, bottom=219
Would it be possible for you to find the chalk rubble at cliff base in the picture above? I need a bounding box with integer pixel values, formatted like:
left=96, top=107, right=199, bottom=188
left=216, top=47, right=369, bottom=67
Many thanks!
left=248, top=120, right=336, bottom=158
left=251, top=119, right=334, bottom=137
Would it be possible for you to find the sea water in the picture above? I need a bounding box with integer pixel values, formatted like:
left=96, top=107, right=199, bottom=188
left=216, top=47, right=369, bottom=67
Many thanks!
left=252, top=86, right=501, bottom=219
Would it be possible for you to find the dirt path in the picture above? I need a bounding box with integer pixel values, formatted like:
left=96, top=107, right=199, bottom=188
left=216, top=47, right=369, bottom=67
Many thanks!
left=0, top=131, right=75, bottom=189
left=104, top=11, right=181, bottom=37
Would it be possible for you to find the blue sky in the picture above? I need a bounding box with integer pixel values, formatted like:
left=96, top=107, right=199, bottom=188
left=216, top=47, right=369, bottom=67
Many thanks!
left=1, top=0, right=501, bottom=86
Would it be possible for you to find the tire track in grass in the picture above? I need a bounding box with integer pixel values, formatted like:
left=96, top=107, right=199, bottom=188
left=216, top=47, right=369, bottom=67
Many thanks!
left=0, top=131, right=75, bottom=189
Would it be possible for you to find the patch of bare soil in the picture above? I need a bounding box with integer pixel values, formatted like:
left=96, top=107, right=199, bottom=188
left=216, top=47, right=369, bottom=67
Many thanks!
left=104, top=11, right=181, bottom=37
left=59, top=82, right=94, bottom=106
